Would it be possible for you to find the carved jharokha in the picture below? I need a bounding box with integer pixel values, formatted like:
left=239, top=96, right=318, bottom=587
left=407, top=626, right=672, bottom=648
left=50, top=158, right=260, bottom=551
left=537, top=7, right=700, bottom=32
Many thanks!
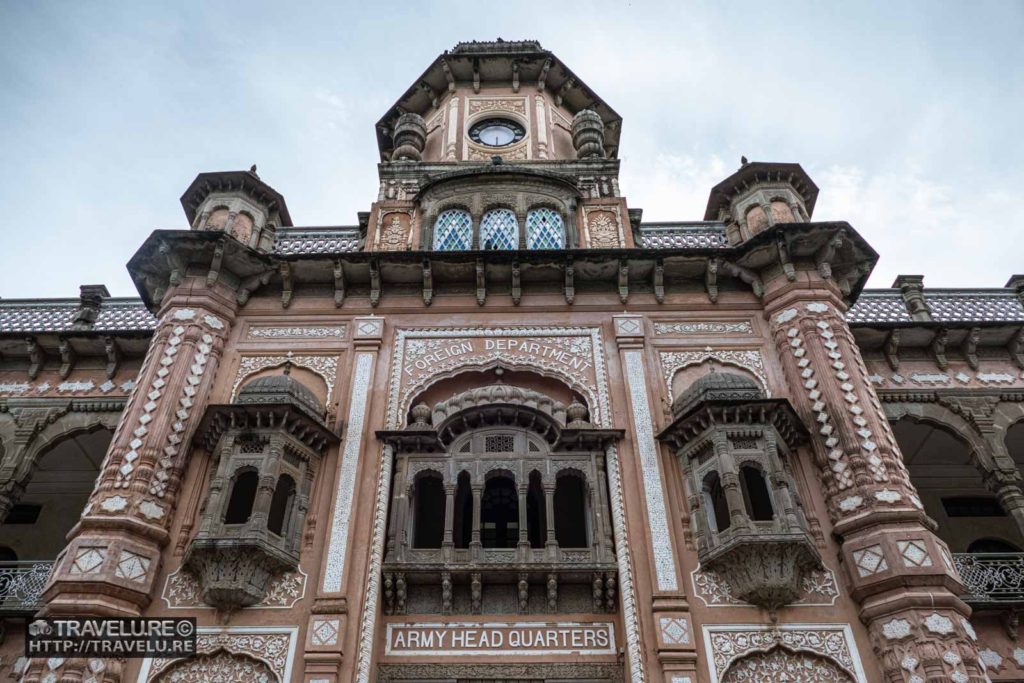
left=765, top=287, right=983, bottom=682
left=658, top=372, right=819, bottom=612
left=377, top=384, right=622, bottom=616
left=185, top=373, right=337, bottom=614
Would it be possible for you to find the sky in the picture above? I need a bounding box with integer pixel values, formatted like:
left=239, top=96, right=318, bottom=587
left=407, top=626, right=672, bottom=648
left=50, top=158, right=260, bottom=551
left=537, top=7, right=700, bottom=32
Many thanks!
left=1, top=1, right=1022, bottom=298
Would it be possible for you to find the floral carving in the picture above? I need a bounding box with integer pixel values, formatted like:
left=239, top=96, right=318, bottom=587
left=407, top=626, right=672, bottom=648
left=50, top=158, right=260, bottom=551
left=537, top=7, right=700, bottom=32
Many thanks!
left=232, top=354, right=338, bottom=402
left=723, top=648, right=854, bottom=683
left=692, top=565, right=839, bottom=606
left=586, top=212, right=620, bottom=248
left=162, top=567, right=306, bottom=609
left=146, top=631, right=292, bottom=682
left=660, top=349, right=770, bottom=402
left=707, top=625, right=858, bottom=681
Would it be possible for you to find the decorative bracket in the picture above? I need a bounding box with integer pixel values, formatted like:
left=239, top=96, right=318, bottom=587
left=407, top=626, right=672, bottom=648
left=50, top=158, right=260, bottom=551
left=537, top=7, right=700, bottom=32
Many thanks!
left=206, top=243, right=224, bottom=287
left=931, top=328, right=949, bottom=370
left=369, top=258, right=381, bottom=308
left=158, top=239, right=185, bottom=288
left=564, top=256, right=575, bottom=305
left=422, top=259, right=433, bottom=306
left=441, top=60, right=455, bottom=92
left=475, top=258, right=486, bottom=306
left=555, top=78, right=575, bottom=107
left=279, top=262, right=293, bottom=309
left=705, top=258, right=719, bottom=303
left=721, top=260, right=764, bottom=298
left=777, top=235, right=796, bottom=281
left=618, top=258, right=629, bottom=304
left=472, top=59, right=480, bottom=93
left=511, top=260, right=521, bottom=305
left=537, top=58, right=552, bottom=91
left=58, top=338, right=76, bottom=379
left=814, top=230, right=844, bottom=280
left=333, top=260, right=346, bottom=308
left=236, top=268, right=273, bottom=306
left=653, top=258, right=665, bottom=304
left=1011, top=327, right=1024, bottom=370
left=26, top=337, right=43, bottom=380
left=962, top=327, right=981, bottom=369
left=104, top=336, right=121, bottom=379
left=511, top=62, right=520, bottom=93
left=884, top=329, right=901, bottom=371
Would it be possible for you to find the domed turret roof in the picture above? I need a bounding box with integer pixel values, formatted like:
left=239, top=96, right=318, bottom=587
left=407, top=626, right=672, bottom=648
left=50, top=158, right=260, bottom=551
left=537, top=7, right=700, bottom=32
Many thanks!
left=673, top=372, right=764, bottom=418
left=237, top=374, right=325, bottom=421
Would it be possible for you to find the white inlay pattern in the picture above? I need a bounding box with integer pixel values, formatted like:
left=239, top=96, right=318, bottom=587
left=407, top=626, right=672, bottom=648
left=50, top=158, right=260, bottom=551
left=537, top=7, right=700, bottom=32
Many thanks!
left=322, top=352, right=373, bottom=593
left=624, top=349, right=678, bottom=592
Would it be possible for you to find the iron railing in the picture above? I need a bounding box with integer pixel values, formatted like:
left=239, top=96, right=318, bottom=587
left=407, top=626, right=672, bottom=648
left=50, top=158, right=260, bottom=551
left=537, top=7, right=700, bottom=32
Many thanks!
left=0, top=561, right=53, bottom=614
left=953, top=553, right=1024, bottom=605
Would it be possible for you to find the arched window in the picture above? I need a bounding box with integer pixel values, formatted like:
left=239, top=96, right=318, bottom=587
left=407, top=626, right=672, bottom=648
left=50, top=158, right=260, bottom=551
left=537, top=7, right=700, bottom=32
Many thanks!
left=454, top=471, right=472, bottom=549
left=0, top=546, right=17, bottom=562
left=525, top=208, right=565, bottom=249
left=267, top=474, right=296, bottom=536
left=554, top=473, right=589, bottom=548
left=413, top=474, right=445, bottom=548
left=703, top=471, right=730, bottom=533
left=740, top=466, right=774, bottom=521
left=481, top=475, right=518, bottom=548
left=433, top=209, right=473, bottom=251
left=480, top=209, right=518, bottom=250
left=527, top=470, right=546, bottom=548
left=225, top=469, right=259, bottom=524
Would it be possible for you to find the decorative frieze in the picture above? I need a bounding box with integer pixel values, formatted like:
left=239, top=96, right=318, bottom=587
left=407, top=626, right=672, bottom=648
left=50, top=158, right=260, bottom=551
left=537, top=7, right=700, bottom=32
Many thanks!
left=654, top=321, right=753, bottom=336
left=247, top=325, right=346, bottom=339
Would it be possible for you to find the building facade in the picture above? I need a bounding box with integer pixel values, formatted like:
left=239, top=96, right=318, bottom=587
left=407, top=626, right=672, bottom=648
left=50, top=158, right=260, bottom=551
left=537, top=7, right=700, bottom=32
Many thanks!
left=1, top=39, right=1023, bottom=682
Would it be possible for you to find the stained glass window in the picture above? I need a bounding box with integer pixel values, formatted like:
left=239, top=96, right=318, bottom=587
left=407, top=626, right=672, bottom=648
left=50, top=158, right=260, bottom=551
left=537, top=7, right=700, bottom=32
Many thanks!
left=480, top=209, right=519, bottom=250
left=526, top=208, right=565, bottom=250
left=433, top=209, right=473, bottom=251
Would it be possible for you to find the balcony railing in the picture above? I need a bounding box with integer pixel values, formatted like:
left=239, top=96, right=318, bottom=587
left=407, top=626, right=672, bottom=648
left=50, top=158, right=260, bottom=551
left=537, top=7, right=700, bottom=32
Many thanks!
left=0, top=561, right=53, bottom=614
left=953, top=553, right=1024, bottom=605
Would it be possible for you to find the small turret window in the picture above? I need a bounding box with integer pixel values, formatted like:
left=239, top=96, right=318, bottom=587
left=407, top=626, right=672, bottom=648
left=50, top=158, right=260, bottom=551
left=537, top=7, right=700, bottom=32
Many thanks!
left=526, top=208, right=565, bottom=249
left=433, top=209, right=473, bottom=251
left=480, top=209, right=518, bottom=250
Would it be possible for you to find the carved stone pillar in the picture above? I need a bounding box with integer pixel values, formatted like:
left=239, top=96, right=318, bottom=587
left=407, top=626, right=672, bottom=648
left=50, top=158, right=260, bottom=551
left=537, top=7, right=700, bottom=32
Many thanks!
left=544, top=483, right=557, bottom=557
left=470, top=484, right=482, bottom=560
left=517, top=482, right=529, bottom=557
left=765, top=287, right=982, bottom=682
left=987, top=469, right=1024, bottom=539
left=41, top=280, right=236, bottom=617
left=443, top=482, right=455, bottom=560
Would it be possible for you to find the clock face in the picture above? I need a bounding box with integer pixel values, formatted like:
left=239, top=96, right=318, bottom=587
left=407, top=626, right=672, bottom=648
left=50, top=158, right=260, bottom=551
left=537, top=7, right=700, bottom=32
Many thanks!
left=469, top=118, right=525, bottom=148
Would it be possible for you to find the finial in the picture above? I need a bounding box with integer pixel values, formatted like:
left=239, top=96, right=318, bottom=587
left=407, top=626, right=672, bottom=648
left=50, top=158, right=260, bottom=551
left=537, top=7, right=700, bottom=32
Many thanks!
left=740, top=156, right=748, bottom=166
left=494, top=367, right=505, bottom=383
left=283, top=359, right=292, bottom=376
left=249, top=164, right=259, bottom=177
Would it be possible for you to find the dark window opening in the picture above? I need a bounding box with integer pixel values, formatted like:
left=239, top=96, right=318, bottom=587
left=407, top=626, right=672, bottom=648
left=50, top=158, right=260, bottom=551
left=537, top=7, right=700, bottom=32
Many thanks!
left=4, top=503, right=42, bottom=525
left=413, top=476, right=445, bottom=548
left=943, top=497, right=1006, bottom=518
left=481, top=475, right=518, bottom=548
left=554, top=475, right=588, bottom=548
left=967, top=538, right=1022, bottom=554
left=267, top=474, right=296, bottom=536
left=0, top=546, right=17, bottom=562
left=527, top=470, right=546, bottom=548
left=224, top=470, right=259, bottom=524
left=740, top=466, right=774, bottom=521
left=703, top=472, right=730, bottom=533
left=453, top=471, right=472, bottom=548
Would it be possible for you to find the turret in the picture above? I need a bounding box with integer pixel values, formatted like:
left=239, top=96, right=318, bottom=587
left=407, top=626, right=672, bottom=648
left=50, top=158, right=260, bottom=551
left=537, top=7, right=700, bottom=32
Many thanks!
left=179, top=168, right=292, bottom=252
